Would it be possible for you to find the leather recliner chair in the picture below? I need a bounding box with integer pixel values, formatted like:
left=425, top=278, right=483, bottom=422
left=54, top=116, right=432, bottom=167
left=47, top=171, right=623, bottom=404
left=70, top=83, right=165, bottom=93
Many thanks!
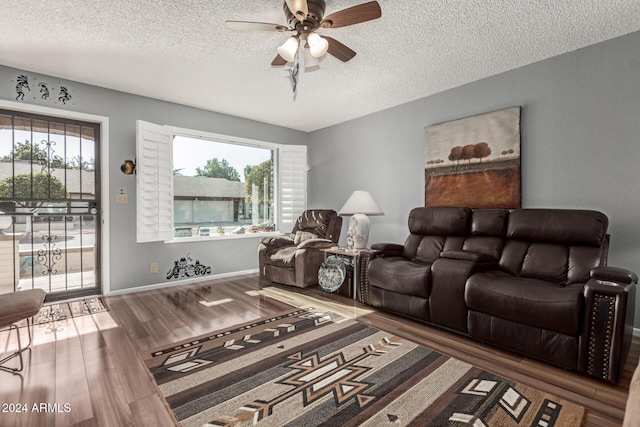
left=258, top=210, right=342, bottom=287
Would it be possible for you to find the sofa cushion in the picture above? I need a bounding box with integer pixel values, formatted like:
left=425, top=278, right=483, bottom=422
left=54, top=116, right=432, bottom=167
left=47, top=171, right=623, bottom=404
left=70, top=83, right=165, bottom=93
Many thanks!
left=506, top=209, right=608, bottom=246
left=368, top=257, right=431, bottom=298
left=470, top=209, right=509, bottom=237
left=462, top=236, right=504, bottom=260
left=293, top=231, right=318, bottom=245
left=520, top=243, right=569, bottom=283
left=402, top=235, right=446, bottom=263
left=465, top=270, right=583, bottom=336
left=499, top=240, right=604, bottom=285
left=407, top=206, right=470, bottom=236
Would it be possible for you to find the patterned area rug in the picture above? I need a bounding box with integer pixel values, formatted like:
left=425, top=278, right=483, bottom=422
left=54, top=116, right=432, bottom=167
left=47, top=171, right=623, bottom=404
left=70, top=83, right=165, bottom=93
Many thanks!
left=142, top=308, right=584, bottom=427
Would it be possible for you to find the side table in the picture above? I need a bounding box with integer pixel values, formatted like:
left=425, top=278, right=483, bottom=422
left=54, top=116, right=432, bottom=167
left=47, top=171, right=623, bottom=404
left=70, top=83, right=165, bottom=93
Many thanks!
left=319, top=247, right=369, bottom=301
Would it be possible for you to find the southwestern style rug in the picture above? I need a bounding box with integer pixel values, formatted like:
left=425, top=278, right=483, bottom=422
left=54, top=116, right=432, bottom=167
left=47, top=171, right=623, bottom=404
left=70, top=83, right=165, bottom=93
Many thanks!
left=142, top=308, right=584, bottom=427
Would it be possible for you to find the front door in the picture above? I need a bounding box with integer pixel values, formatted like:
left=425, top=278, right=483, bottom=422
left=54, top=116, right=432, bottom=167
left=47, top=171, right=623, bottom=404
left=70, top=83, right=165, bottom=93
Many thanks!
left=0, top=109, right=101, bottom=301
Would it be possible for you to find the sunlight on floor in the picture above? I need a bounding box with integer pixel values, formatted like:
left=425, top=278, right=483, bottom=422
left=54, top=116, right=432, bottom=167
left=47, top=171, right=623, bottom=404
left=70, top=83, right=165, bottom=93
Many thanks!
left=256, top=287, right=374, bottom=321
left=0, top=311, right=117, bottom=356
left=198, top=297, right=234, bottom=307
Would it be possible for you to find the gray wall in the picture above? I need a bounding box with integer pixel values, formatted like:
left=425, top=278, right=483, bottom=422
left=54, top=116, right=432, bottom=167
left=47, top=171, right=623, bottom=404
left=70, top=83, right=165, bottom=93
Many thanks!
left=307, top=31, right=640, bottom=326
left=1, top=31, right=638, bottom=325
left=0, top=65, right=306, bottom=293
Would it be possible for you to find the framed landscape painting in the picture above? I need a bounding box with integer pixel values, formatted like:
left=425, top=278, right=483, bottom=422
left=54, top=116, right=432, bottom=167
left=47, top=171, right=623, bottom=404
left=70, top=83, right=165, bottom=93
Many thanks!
left=424, top=107, right=521, bottom=208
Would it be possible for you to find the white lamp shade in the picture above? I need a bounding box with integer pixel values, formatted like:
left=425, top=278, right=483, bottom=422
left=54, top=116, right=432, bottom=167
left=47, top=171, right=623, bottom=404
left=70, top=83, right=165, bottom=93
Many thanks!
left=307, top=32, right=329, bottom=58
left=339, top=190, right=384, bottom=216
left=277, top=37, right=299, bottom=62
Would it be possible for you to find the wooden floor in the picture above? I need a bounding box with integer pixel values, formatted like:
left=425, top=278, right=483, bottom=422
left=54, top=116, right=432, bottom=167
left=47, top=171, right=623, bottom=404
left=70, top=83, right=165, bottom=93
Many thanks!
left=0, top=273, right=637, bottom=426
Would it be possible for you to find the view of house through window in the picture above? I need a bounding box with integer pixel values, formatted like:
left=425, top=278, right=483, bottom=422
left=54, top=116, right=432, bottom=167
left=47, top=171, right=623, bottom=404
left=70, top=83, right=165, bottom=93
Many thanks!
left=172, top=134, right=274, bottom=238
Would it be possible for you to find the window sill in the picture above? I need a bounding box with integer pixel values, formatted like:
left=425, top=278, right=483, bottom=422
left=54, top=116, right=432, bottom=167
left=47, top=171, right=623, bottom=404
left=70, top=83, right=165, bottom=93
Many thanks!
left=165, top=231, right=285, bottom=244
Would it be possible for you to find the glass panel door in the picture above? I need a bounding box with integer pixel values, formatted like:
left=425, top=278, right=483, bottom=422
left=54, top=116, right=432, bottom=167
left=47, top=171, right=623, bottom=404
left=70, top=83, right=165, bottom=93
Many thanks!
left=0, top=109, right=100, bottom=301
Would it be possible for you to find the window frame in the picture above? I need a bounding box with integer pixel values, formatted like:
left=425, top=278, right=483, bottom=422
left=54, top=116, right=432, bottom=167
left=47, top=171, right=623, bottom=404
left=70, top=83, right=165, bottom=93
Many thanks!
left=135, top=120, right=307, bottom=243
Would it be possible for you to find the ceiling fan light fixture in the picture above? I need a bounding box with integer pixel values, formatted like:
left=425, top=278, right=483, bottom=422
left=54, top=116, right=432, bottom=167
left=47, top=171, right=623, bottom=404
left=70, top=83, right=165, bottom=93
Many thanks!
left=304, top=47, right=320, bottom=68
left=277, top=36, right=299, bottom=62
left=308, top=32, right=329, bottom=58
left=285, top=0, right=309, bottom=22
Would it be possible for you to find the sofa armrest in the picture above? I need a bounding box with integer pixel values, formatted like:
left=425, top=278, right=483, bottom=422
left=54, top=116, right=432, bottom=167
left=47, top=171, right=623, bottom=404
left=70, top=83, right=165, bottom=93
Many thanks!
left=591, top=266, right=638, bottom=284
left=579, top=271, right=637, bottom=383
left=260, top=236, right=295, bottom=248
left=440, top=250, right=496, bottom=263
left=297, top=238, right=333, bottom=249
left=357, top=250, right=379, bottom=304
left=370, top=243, right=404, bottom=257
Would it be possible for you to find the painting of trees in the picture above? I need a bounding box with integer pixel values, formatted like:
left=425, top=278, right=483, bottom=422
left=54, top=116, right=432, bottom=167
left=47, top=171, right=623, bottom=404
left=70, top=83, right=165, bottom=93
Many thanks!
left=448, top=146, right=463, bottom=165
left=425, top=107, right=521, bottom=208
left=461, top=144, right=476, bottom=164
left=446, top=142, right=492, bottom=165
left=474, top=142, right=491, bottom=163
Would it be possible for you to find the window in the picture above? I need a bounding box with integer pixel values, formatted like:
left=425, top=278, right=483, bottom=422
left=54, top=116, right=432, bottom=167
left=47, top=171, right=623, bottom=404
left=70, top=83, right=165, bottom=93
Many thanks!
left=135, top=121, right=306, bottom=243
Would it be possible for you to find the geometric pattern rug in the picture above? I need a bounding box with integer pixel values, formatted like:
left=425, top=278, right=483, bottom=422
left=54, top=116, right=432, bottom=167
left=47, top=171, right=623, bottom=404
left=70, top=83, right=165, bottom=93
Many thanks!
left=142, top=308, right=584, bottom=427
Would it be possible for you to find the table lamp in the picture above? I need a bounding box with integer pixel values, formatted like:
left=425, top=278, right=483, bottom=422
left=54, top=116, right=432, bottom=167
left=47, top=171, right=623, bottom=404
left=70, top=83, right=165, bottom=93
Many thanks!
left=339, top=190, right=384, bottom=249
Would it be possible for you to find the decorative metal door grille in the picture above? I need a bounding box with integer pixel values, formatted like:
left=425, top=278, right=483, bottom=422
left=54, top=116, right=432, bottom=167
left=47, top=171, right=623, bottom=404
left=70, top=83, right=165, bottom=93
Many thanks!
left=0, top=109, right=100, bottom=301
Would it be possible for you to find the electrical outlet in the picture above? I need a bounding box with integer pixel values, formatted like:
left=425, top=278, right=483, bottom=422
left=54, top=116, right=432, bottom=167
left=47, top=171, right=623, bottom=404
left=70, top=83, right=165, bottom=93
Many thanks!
left=150, top=263, right=158, bottom=274
left=116, top=193, right=128, bottom=204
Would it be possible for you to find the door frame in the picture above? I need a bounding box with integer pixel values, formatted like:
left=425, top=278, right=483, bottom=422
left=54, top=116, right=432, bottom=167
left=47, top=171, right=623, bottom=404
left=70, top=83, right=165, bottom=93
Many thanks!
left=0, top=99, right=111, bottom=296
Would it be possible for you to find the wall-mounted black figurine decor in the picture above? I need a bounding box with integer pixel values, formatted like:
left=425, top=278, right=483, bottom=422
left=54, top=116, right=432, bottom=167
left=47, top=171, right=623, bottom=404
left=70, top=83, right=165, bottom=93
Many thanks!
left=12, top=73, right=75, bottom=106
left=166, top=254, right=212, bottom=280
left=15, top=74, right=29, bottom=100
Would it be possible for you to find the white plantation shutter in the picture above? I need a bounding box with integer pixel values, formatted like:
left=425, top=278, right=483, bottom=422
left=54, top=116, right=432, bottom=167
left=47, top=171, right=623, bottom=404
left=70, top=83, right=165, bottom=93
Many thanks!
left=278, top=145, right=307, bottom=232
left=136, top=120, right=174, bottom=243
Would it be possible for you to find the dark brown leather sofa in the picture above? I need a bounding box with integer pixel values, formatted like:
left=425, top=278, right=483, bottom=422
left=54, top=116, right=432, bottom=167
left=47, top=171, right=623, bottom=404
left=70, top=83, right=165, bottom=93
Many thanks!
left=259, top=209, right=342, bottom=288
left=362, top=206, right=637, bottom=383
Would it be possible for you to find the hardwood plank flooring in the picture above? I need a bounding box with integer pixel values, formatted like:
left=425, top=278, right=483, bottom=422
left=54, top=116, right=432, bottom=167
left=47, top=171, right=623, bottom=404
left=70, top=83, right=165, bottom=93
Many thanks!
left=0, top=273, right=637, bottom=426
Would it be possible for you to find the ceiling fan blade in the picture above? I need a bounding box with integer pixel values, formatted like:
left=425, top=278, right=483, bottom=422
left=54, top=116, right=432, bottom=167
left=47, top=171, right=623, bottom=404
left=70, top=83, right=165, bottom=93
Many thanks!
left=324, top=37, right=356, bottom=62
left=225, top=21, right=291, bottom=32
left=321, top=1, right=382, bottom=29
left=271, top=54, right=289, bottom=66
left=285, top=0, right=309, bottom=22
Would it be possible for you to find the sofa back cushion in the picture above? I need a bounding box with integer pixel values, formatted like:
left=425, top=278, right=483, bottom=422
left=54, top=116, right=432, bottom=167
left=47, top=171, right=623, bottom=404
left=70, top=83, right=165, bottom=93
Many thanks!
left=499, top=209, right=608, bottom=284
left=402, top=207, right=471, bottom=262
left=460, top=209, right=509, bottom=260
left=505, top=209, right=608, bottom=246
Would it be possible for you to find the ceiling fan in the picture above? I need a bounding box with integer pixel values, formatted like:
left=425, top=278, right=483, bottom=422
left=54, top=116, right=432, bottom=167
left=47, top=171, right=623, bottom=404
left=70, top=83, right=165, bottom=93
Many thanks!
left=225, top=0, right=382, bottom=67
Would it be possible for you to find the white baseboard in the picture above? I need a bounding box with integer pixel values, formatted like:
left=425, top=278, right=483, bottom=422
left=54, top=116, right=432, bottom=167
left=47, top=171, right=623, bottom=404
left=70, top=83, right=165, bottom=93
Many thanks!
left=106, top=269, right=259, bottom=296
left=634, top=327, right=640, bottom=337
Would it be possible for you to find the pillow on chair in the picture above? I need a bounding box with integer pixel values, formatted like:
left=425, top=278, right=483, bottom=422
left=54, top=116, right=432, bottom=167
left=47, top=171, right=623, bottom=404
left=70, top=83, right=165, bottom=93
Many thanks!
left=260, top=236, right=294, bottom=248
left=294, top=231, right=318, bottom=245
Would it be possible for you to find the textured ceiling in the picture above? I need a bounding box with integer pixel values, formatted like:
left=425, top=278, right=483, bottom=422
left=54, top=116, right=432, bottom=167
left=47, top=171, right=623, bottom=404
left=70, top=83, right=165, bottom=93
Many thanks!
left=1, top=1, right=640, bottom=132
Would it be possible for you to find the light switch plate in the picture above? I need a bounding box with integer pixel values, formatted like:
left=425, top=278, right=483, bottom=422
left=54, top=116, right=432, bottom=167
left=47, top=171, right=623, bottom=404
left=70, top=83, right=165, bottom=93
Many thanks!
left=116, top=193, right=128, bottom=204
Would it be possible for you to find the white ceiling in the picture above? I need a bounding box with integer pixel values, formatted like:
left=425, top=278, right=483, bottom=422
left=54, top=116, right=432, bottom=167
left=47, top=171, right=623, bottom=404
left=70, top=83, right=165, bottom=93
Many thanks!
left=1, top=1, right=639, bottom=132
